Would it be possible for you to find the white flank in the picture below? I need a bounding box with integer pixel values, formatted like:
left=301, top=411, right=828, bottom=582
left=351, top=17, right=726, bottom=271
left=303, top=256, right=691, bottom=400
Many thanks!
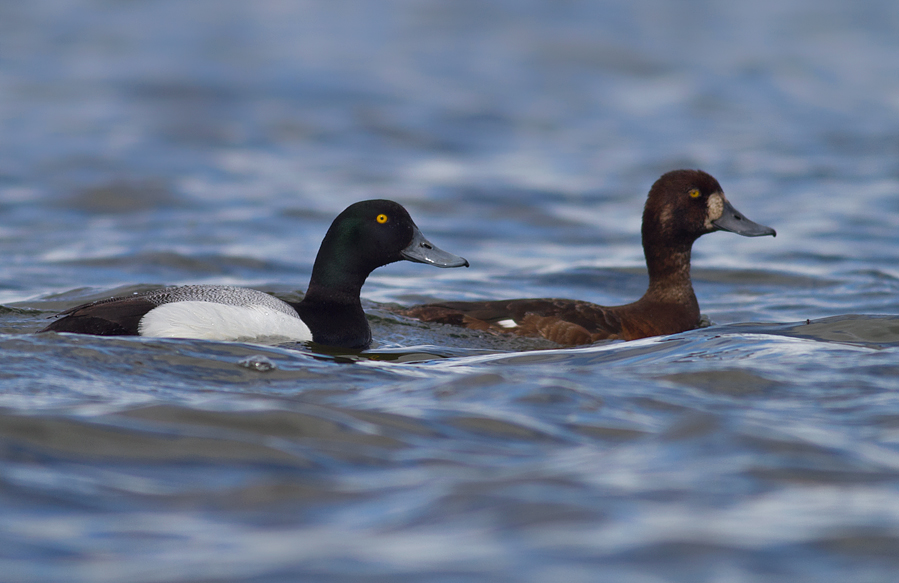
left=138, top=301, right=313, bottom=342
left=496, top=319, right=518, bottom=329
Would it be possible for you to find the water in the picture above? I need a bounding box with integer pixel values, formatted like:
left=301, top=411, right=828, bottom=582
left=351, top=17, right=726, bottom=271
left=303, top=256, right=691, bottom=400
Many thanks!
left=2, top=0, right=899, bottom=581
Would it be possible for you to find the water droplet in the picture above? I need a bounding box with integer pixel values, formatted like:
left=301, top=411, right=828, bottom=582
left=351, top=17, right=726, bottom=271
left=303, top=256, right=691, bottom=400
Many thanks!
left=238, top=355, right=276, bottom=372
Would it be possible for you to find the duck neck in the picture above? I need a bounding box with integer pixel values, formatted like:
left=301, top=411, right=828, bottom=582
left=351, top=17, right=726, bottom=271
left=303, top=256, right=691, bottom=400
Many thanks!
left=303, top=271, right=366, bottom=307
left=302, top=231, right=373, bottom=307
left=295, top=261, right=371, bottom=349
left=642, top=241, right=697, bottom=305
left=294, top=234, right=377, bottom=349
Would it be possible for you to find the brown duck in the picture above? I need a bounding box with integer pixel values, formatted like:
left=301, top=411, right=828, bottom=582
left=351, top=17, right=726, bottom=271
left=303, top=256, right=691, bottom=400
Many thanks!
left=401, top=169, right=775, bottom=345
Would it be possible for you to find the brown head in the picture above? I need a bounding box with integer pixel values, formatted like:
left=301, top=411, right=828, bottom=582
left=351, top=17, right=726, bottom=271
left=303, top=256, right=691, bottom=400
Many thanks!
left=638, top=169, right=775, bottom=296
left=642, top=169, right=775, bottom=250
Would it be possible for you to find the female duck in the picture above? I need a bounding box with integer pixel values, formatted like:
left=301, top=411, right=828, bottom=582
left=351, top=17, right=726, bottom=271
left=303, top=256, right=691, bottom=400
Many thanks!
left=42, top=200, right=469, bottom=348
left=401, top=170, right=774, bottom=345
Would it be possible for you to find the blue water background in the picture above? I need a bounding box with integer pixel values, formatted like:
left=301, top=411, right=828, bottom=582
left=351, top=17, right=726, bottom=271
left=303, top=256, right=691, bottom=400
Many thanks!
left=2, top=1, right=899, bottom=581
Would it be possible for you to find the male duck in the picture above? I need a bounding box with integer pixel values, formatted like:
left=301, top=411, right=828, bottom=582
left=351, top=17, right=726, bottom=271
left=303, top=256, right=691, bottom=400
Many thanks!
left=42, top=200, right=469, bottom=348
left=401, top=170, right=774, bottom=345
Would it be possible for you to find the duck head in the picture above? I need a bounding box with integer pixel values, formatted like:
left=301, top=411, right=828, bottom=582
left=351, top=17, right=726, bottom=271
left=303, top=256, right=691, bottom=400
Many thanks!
left=643, top=169, right=776, bottom=247
left=308, top=199, right=468, bottom=300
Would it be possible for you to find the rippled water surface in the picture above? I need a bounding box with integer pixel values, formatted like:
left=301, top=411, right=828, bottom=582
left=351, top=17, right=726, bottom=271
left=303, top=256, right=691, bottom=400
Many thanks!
left=3, top=1, right=899, bottom=581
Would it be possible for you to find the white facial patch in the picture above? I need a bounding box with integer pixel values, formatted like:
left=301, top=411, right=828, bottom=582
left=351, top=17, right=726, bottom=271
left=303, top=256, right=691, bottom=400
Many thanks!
left=705, top=192, right=725, bottom=229
left=139, top=301, right=313, bottom=343
left=496, top=319, right=519, bottom=329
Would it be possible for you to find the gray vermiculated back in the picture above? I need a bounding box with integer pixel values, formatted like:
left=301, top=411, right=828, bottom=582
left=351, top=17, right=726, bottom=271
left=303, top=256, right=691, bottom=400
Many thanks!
left=144, top=285, right=300, bottom=318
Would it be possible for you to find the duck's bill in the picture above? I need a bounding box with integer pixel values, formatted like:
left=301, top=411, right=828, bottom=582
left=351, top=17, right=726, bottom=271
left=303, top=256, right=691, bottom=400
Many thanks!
left=401, top=227, right=470, bottom=268
left=713, top=199, right=777, bottom=237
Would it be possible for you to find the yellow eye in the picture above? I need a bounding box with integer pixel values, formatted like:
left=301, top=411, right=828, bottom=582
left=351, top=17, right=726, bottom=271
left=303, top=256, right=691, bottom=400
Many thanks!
left=688, top=189, right=701, bottom=198
left=376, top=214, right=388, bottom=224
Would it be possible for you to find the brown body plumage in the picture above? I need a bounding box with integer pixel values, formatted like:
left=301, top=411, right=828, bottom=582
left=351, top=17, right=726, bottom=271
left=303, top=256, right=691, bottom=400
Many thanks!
left=401, top=170, right=775, bottom=345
